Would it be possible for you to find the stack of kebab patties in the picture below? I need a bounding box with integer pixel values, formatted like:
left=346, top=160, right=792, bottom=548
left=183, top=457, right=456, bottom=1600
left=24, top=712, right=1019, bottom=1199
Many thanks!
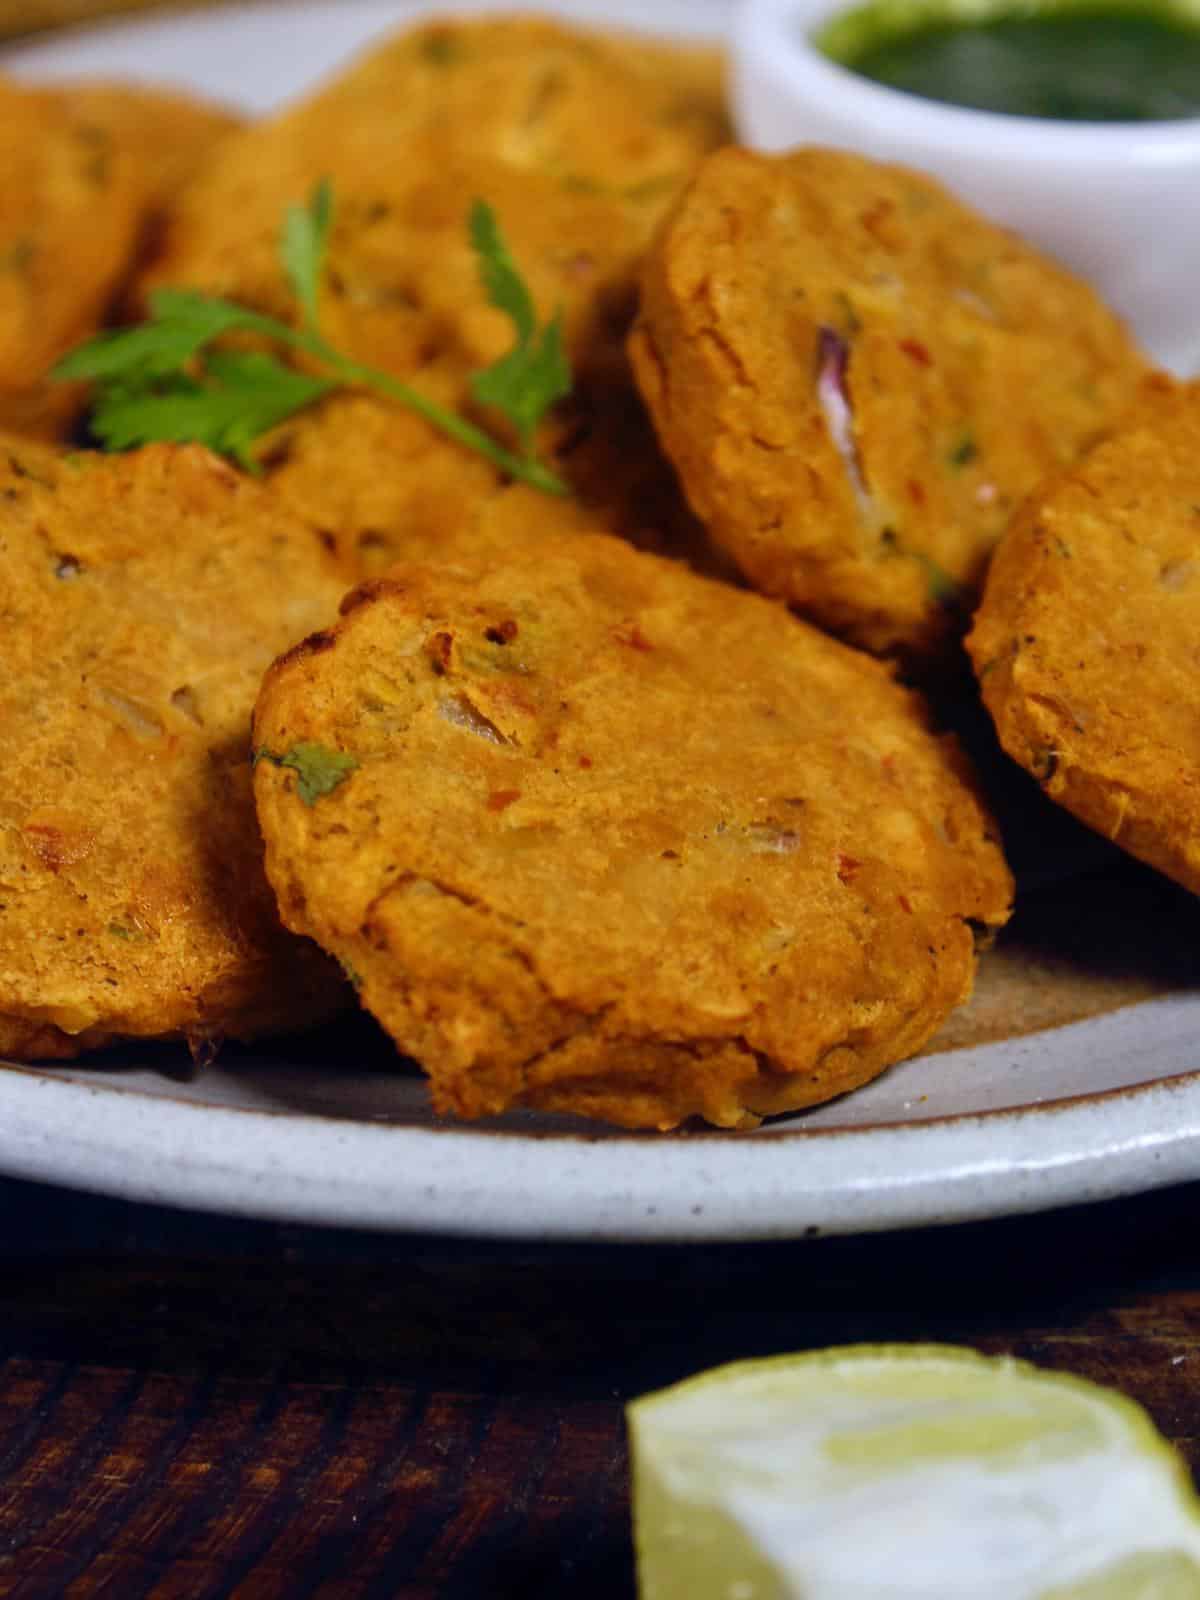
left=0, top=19, right=737, bottom=1075
left=0, top=75, right=352, bottom=1061
left=0, top=15, right=1180, bottom=1131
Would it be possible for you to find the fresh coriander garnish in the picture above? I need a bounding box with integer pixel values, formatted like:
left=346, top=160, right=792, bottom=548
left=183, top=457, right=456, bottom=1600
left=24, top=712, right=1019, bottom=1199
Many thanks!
left=254, top=741, right=359, bottom=806
left=468, top=199, right=570, bottom=458
left=54, top=182, right=570, bottom=494
left=87, top=347, right=337, bottom=467
left=281, top=177, right=333, bottom=338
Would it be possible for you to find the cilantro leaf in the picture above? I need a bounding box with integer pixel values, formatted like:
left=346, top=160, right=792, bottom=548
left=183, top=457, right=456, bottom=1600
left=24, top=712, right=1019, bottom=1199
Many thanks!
left=90, top=353, right=335, bottom=469
left=147, top=288, right=283, bottom=345
left=468, top=199, right=572, bottom=455
left=53, top=290, right=283, bottom=386
left=471, top=311, right=570, bottom=457
left=469, top=197, right=537, bottom=344
left=53, top=184, right=569, bottom=494
left=281, top=178, right=334, bottom=334
left=256, top=741, right=359, bottom=805
left=53, top=323, right=191, bottom=386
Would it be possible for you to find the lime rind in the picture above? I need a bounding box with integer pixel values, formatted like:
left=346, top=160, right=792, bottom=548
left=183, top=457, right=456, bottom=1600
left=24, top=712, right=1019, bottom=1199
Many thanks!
left=629, top=1344, right=1200, bottom=1600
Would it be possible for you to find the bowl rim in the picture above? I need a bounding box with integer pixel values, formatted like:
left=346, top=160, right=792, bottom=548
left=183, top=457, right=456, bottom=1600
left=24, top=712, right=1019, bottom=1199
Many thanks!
left=738, top=0, right=1200, bottom=162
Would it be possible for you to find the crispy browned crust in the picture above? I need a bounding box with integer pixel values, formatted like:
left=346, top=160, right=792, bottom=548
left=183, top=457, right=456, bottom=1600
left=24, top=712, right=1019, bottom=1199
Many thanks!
left=254, top=512, right=1012, bottom=1131
left=51, top=80, right=242, bottom=211
left=138, top=17, right=730, bottom=370
left=128, top=17, right=730, bottom=568
left=968, top=377, right=1200, bottom=897
left=0, top=75, right=240, bottom=443
left=0, top=442, right=351, bottom=1060
left=0, top=77, right=145, bottom=439
left=630, top=145, right=1148, bottom=668
left=254, top=372, right=732, bottom=583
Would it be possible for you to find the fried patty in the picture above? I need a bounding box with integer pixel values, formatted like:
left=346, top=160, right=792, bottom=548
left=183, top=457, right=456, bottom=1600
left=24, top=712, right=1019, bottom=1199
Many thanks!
left=0, top=76, right=239, bottom=442
left=139, top=17, right=730, bottom=383
left=135, top=18, right=731, bottom=578
left=52, top=80, right=241, bottom=215
left=968, top=376, right=1200, bottom=896
left=630, top=146, right=1148, bottom=667
left=0, top=77, right=144, bottom=439
left=0, top=441, right=350, bottom=1060
left=256, top=369, right=728, bottom=581
left=253, top=513, right=1012, bottom=1130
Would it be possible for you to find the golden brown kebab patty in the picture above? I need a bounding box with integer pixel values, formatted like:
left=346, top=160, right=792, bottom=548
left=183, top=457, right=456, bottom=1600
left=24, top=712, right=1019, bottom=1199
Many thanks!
left=253, top=509, right=1012, bottom=1130
left=969, top=377, right=1200, bottom=897
left=0, top=441, right=350, bottom=1060
left=0, top=75, right=238, bottom=441
left=138, top=16, right=730, bottom=378
left=630, top=145, right=1148, bottom=667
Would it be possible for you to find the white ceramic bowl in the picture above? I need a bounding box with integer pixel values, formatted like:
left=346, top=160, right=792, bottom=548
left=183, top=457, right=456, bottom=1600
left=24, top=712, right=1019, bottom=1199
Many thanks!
left=733, top=0, right=1200, bottom=371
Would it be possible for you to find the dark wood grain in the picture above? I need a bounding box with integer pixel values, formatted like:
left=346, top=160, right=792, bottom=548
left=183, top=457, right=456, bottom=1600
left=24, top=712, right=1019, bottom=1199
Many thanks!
left=0, top=1179, right=1198, bottom=1596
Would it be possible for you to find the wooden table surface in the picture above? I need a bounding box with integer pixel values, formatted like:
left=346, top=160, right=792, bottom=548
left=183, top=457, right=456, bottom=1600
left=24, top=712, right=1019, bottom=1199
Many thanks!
left=0, top=1173, right=1196, bottom=1597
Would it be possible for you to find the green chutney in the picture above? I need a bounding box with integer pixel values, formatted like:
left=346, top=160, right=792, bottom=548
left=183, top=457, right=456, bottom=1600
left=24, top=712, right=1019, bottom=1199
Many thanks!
left=816, top=1, right=1200, bottom=120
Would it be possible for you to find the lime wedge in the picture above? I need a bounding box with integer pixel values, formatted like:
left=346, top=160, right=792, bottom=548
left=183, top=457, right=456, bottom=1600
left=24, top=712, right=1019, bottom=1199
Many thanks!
left=628, top=1344, right=1200, bottom=1600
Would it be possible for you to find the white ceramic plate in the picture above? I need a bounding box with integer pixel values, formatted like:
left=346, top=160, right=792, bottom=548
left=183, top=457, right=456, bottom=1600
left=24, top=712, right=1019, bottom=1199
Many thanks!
left=4, top=0, right=1199, bottom=1241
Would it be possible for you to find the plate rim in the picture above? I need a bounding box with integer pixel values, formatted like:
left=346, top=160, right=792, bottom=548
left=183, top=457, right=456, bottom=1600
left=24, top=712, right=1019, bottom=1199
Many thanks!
left=2, top=1047, right=1199, bottom=1240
